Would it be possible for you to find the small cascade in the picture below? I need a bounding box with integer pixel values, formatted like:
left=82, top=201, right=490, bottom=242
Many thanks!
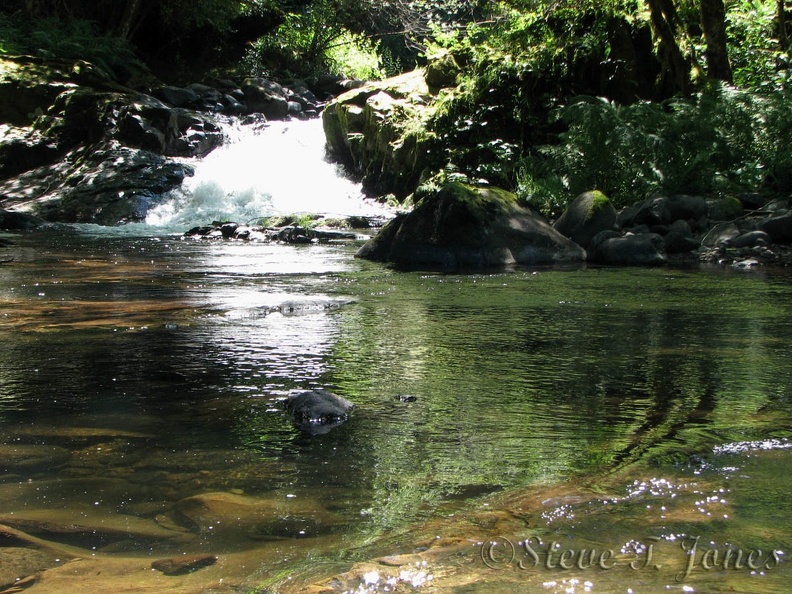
left=145, top=118, right=391, bottom=229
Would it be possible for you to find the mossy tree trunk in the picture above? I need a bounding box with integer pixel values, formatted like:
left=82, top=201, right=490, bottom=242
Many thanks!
left=644, top=0, right=692, bottom=96
left=700, top=0, right=732, bottom=83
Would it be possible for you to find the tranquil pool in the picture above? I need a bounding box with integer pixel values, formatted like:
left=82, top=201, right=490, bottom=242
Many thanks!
left=0, top=229, right=790, bottom=593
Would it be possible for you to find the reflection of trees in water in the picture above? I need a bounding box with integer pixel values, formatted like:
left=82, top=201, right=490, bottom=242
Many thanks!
left=323, top=270, right=792, bottom=532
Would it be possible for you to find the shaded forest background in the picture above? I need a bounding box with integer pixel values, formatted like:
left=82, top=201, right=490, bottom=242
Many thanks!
left=1, top=1, right=791, bottom=214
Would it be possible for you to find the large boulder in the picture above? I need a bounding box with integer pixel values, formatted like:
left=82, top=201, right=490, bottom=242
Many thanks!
left=665, top=194, right=708, bottom=223
left=553, top=190, right=616, bottom=248
left=356, top=182, right=586, bottom=269
left=323, top=70, right=433, bottom=199
left=241, top=77, right=289, bottom=119
left=0, top=208, right=43, bottom=230
left=1, top=143, right=193, bottom=225
left=758, top=214, right=792, bottom=244
left=589, top=232, right=667, bottom=266
left=0, top=125, right=60, bottom=178
left=662, top=219, right=699, bottom=254
left=707, top=196, right=744, bottom=221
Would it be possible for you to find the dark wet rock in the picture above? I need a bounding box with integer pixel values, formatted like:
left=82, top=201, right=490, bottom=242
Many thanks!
left=0, top=208, right=43, bottom=230
left=758, top=214, right=792, bottom=244
left=114, top=96, right=224, bottom=158
left=662, top=219, right=700, bottom=254
left=707, top=196, right=744, bottom=221
left=241, top=77, right=289, bottom=119
left=284, top=389, right=355, bottom=432
left=589, top=232, right=666, bottom=266
left=665, top=194, right=708, bottom=223
left=221, top=93, right=246, bottom=114
left=277, top=225, right=312, bottom=244
left=152, top=85, right=199, bottom=108
left=397, top=394, right=418, bottom=402
left=553, top=190, right=616, bottom=248
left=739, top=192, right=772, bottom=210
left=0, top=125, right=60, bottom=178
left=27, top=143, right=193, bottom=225
left=356, top=182, right=585, bottom=269
left=151, top=554, right=217, bottom=576
left=0, top=444, right=71, bottom=471
left=634, top=196, right=673, bottom=226
left=728, top=230, right=772, bottom=248
left=701, top=222, right=741, bottom=247
left=184, top=218, right=366, bottom=243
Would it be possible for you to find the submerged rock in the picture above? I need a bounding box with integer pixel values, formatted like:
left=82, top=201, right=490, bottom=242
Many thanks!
left=0, top=444, right=71, bottom=471
left=151, top=554, right=217, bottom=576
left=356, top=182, right=585, bottom=269
left=174, top=490, right=344, bottom=539
left=0, top=547, right=59, bottom=591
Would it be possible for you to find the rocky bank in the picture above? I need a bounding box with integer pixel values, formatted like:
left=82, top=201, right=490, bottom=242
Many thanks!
left=0, top=54, right=356, bottom=225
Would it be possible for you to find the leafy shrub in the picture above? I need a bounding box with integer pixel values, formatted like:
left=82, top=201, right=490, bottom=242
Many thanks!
left=244, top=0, right=383, bottom=79
left=515, top=82, right=792, bottom=216
left=0, top=14, right=142, bottom=80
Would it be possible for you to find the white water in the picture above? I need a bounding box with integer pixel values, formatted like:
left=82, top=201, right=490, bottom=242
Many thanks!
left=144, top=118, right=392, bottom=230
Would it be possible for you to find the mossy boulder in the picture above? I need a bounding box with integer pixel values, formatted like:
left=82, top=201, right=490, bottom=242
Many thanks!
left=322, top=69, right=433, bottom=199
left=707, top=196, right=744, bottom=221
left=424, top=51, right=461, bottom=89
left=356, top=182, right=586, bottom=269
left=553, top=190, right=616, bottom=248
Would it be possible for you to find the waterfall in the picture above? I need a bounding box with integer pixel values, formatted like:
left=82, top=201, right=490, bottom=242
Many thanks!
left=145, top=118, right=391, bottom=229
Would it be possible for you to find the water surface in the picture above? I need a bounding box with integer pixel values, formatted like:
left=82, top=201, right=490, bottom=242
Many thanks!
left=0, top=229, right=790, bottom=593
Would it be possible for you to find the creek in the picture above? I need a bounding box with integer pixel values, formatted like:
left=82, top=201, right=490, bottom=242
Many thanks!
left=0, top=119, right=790, bottom=593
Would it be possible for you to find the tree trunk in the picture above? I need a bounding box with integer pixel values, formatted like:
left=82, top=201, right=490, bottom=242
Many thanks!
left=116, top=0, right=146, bottom=40
left=779, top=0, right=789, bottom=51
left=700, top=0, right=732, bottom=83
left=644, top=0, right=692, bottom=96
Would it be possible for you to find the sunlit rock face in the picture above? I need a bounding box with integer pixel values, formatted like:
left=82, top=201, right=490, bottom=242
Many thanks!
left=322, top=69, right=433, bottom=199
left=356, top=182, right=586, bottom=270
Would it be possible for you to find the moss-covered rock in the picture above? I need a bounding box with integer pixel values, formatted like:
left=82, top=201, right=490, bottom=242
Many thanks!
left=424, top=51, right=461, bottom=90
left=356, top=182, right=586, bottom=269
left=322, top=69, right=434, bottom=199
left=707, top=196, right=744, bottom=221
left=553, top=190, right=617, bottom=248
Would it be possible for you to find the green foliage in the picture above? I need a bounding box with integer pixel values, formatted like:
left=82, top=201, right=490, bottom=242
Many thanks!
left=726, top=0, right=790, bottom=90
left=245, top=0, right=384, bottom=79
left=0, top=13, right=142, bottom=78
left=516, top=82, right=792, bottom=216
